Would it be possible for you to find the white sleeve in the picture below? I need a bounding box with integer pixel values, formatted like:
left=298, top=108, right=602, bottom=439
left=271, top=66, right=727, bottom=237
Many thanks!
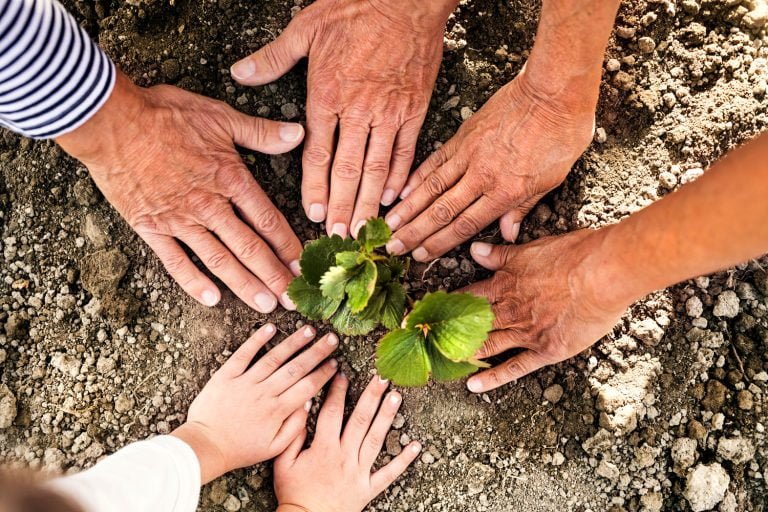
left=48, top=435, right=201, bottom=512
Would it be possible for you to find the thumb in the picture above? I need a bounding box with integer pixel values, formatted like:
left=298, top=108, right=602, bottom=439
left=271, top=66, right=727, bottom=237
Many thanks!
left=230, top=22, right=310, bottom=86
left=469, top=242, right=516, bottom=271
left=500, top=194, right=542, bottom=242
left=225, top=108, right=305, bottom=154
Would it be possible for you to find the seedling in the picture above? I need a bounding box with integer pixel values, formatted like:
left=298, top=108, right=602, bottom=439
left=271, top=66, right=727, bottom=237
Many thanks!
left=288, top=218, right=495, bottom=386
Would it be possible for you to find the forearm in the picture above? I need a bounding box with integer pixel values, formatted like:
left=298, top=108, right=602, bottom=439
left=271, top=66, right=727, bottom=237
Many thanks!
left=523, top=0, right=621, bottom=112
left=590, top=132, right=768, bottom=308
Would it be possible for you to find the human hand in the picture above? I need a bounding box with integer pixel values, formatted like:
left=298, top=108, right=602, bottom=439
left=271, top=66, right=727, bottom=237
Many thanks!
left=384, top=72, right=596, bottom=261
left=274, top=375, right=421, bottom=512
left=231, top=0, right=456, bottom=238
left=171, top=324, right=340, bottom=483
left=56, top=72, right=305, bottom=313
left=460, top=230, right=630, bottom=393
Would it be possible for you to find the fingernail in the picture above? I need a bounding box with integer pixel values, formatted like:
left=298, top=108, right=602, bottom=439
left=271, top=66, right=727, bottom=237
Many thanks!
left=353, top=220, right=365, bottom=238
left=201, top=289, right=219, bottom=307
left=381, top=188, right=397, bottom=206
left=230, top=59, right=256, bottom=80
left=327, top=333, right=339, bottom=346
left=386, top=213, right=401, bottom=231
left=378, top=375, right=389, bottom=384
left=389, top=393, right=401, bottom=404
left=400, top=185, right=413, bottom=199
left=331, top=223, right=347, bottom=238
left=471, top=242, right=492, bottom=257
left=254, top=293, right=277, bottom=313
left=289, top=260, right=301, bottom=276
left=308, top=203, right=326, bottom=223
left=330, top=359, right=339, bottom=368
left=304, top=400, right=312, bottom=412
left=281, top=292, right=296, bottom=311
left=279, top=124, right=303, bottom=142
left=467, top=378, right=483, bottom=393
left=303, top=326, right=314, bottom=337
left=510, top=222, right=521, bottom=242
left=412, top=247, right=429, bottom=261
left=264, top=323, right=276, bottom=334
left=411, top=442, right=422, bottom=453
left=386, top=239, right=405, bottom=255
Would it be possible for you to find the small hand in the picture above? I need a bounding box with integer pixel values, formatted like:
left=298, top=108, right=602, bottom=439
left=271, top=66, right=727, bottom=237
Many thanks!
left=231, top=0, right=449, bottom=238
left=274, top=375, right=421, bottom=512
left=57, top=72, right=305, bottom=312
left=460, top=231, right=629, bottom=393
left=171, top=324, right=340, bottom=483
left=385, top=72, right=595, bottom=261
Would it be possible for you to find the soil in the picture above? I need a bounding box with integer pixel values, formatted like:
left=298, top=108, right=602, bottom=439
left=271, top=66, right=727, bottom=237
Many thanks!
left=1, top=0, right=768, bottom=511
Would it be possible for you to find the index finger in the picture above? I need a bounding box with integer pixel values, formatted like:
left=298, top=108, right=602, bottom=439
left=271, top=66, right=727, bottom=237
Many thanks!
left=466, top=351, right=548, bottom=393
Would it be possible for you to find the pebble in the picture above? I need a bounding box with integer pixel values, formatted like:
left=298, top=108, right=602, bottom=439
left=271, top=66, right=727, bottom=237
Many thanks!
left=386, top=430, right=402, bottom=456
left=680, top=167, right=704, bottom=184
left=421, top=452, right=435, bottom=464
left=737, top=389, right=754, bottom=410
left=683, top=463, right=730, bottom=512
left=629, top=318, right=664, bottom=345
left=606, top=58, right=621, bottom=72
left=671, top=437, right=698, bottom=470
left=552, top=452, right=565, bottom=466
left=223, top=494, right=241, bottom=512
left=713, top=290, right=740, bottom=318
left=658, top=171, right=677, bottom=189
left=596, top=459, right=620, bottom=481
left=0, top=384, right=17, bottom=429
left=543, top=384, right=564, bottom=404
left=638, top=37, right=656, bottom=53
left=716, top=436, right=755, bottom=464
left=114, top=393, right=135, bottom=414
left=686, top=296, right=704, bottom=318
left=280, top=103, right=299, bottom=120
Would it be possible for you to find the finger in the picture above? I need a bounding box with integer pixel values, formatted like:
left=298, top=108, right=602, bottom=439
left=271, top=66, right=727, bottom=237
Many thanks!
left=230, top=19, right=310, bottom=85
left=224, top=108, right=305, bottom=154
left=388, top=175, right=482, bottom=259
left=399, top=142, right=452, bottom=200
left=272, top=402, right=311, bottom=454
left=359, top=391, right=401, bottom=467
left=231, top=179, right=303, bottom=275
left=266, top=333, right=339, bottom=394
left=412, top=195, right=508, bottom=261
left=279, top=359, right=339, bottom=411
left=384, top=159, right=466, bottom=254
left=341, top=376, right=389, bottom=453
left=351, top=127, right=397, bottom=237
left=219, top=324, right=277, bottom=378
left=302, top=108, right=338, bottom=223
left=370, top=441, right=422, bottom=496
left=140, top=233, right=220, bottom=307
left=181, top=228, right=278, bottom=313
left=381, top=116, right=425, bottom=206
left=207, top=212, right=295, bottom=310
left=499, top=211, right=522, bottom=243
left=247, top=325, right=316, bottom=382
left=279, top=423, right=308, bottom=464
left=326, top=121, right=370, bottom=238
left=469, top=241, right=516, bottom=271
left=466, top=351, right=548, bottom=393
left=315, top=372, right=349, bottom=441
left=475, top=330, right=530, bottom=359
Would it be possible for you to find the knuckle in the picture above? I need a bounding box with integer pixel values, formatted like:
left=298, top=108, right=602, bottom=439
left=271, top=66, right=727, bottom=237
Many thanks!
left=366, top=434, right=383, bottom=451
left=205, top=249, right=231, bottom=271
left=424, top=173, right=447, bottom=196
left=237, top=236, right=265, bottom=261
left=428, top=201, right=455, bottom=227
left=323, top=403, right=342, bottom=416
left=264, top=354, right=283, bottom=372
left=352, top=412, right=371, bottom=428
left=452, top=214, right=480, bottom=239
left=285, top=361, right=304, bottom=378
left=503, top=359, right=526, bottom=381
left=304, top=145, right=332, bottom=168
left=253, top=210, right=281, bottom=235
left=364, top=161, right=389, bottom=179
left=333, top=161, right=362, bottom=181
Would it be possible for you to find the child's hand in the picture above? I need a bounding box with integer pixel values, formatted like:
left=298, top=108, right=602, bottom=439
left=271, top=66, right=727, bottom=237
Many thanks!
left=274, top=375, right=422, bottom=512
left=172, top=324, right=339, bottom=483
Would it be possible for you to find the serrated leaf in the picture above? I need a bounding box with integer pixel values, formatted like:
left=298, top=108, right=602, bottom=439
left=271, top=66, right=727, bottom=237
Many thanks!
left=376, top=329, right=430, bottom=387
left=287, top=277, right=341, bottom=320
left=376, top=261, right=392, bottom=284
left=387, top=257, right=406, bottom=279
left=336, top=251, right=361, bottom=270
left=331, top=302, right=378, bottom=336
left=359, top=287, right=386, bottom=321
left=380, top=282, right=406, bottom=330
left=300, top=235, right=358, bottom=286
left=320, top=266, right=350, bottom=301
left=427, top=342, right=479, bottom=382
left=345, top=259, right=377, bottom=312
left=358, top=218, right=391, bottom=252
left=406, top=292, right=494, bottom=362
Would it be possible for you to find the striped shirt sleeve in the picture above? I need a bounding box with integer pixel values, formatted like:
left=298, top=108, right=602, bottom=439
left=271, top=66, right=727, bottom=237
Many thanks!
left=0, top=0, right=116, bottom=139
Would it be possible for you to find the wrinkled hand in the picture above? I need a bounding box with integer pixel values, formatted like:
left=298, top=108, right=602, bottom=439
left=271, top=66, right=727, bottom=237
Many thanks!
left=385, top=72, right=595, bottom=261
left=231, top=0, right=449, bottom=238
left=461, top=231, right=630, bottom=393
left=172, top=324, right=339, bottom=483
left=274, top=375, right=421, bottom=512
left=57, top=72, right=305, bottom=312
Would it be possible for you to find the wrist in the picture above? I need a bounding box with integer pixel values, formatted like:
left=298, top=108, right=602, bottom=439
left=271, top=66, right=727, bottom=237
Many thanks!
left=367, top=0, right=458, bottom=33
left=171, top=422, right=229, bottom=485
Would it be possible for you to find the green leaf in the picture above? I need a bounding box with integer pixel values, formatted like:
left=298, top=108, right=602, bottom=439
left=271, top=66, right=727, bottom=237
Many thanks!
left=287, top=277, right=341, bottom=320
left=380, top=282, right=406, bottom=330
left=427, top=342, right=479, bottom=382
left=376, top=261, right=392, bottom=284
left=359, top=287, right=386, bottom=321
left=376, top=329, right=431, bottom=387
left=336, top=251, right=361, bottom=270
left=331, top=302, right=378, bottom=336
left=320, top=266, right=350, bottom=301
left=300, top=235, right=358, bottom=286
left=345, top=259, right=377, bottom=312
left=406, top=292, right=494, bottom=362
left=387, top=257, right=406, bottom=279
left=358, top=218, right=391, bottom=252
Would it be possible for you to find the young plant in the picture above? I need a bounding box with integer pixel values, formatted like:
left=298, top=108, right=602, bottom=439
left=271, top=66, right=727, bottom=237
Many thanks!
left=375, top=292, right=494, bottom=387
left=287, top=218, right=406, bottom=336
